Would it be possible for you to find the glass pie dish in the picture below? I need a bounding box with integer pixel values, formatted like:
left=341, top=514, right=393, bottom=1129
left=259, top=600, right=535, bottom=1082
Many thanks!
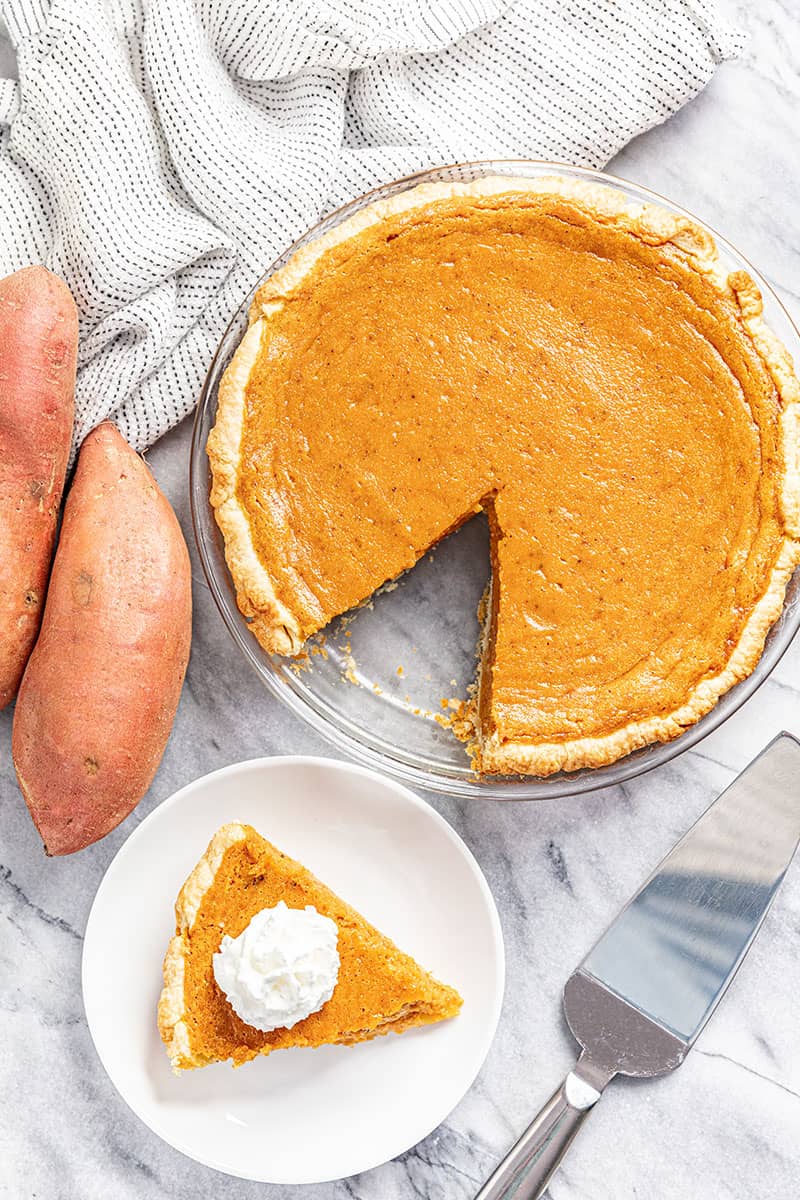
left=190, top=160, right=800, bottom=800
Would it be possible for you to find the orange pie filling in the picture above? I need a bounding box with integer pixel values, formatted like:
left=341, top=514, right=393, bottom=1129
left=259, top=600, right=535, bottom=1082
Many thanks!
left=208, top=179, right=800, bottom=776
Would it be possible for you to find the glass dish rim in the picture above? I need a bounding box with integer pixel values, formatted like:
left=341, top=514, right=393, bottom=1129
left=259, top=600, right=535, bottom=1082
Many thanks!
left=190, top=157, right=800, bottom=800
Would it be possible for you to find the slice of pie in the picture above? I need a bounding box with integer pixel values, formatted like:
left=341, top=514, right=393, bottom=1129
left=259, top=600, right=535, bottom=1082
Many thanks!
left=207, top=175, right=800, bottom=776
left=158, top=823, right=462, bottom=1070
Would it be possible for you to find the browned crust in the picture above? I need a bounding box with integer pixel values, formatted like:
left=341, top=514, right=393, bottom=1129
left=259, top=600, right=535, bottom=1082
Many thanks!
left=157, top=823, right=249, bottom=1070
left=207, top=176, right=800, bottom=777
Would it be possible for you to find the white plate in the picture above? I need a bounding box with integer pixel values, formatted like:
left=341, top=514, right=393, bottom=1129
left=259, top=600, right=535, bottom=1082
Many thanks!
left=82, top=757, right=504, bottom=1184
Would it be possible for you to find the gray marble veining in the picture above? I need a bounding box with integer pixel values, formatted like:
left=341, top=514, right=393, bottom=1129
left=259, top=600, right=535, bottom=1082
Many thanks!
left=2, top=2, right=800, bottom=1197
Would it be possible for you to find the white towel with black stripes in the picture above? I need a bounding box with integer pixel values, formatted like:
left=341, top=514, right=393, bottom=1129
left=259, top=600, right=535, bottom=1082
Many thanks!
left=0, top=0, right=743, bottom=453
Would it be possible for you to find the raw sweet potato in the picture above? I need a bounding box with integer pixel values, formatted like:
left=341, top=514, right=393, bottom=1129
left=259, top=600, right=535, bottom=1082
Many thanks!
left=0, top=266, right=77, bottom=707
left=12, top=422, right=192, bottom=855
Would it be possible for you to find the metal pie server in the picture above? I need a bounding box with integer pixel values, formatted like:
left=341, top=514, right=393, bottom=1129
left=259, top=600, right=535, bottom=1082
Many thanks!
left=476, top=731, right=800, bottom=1200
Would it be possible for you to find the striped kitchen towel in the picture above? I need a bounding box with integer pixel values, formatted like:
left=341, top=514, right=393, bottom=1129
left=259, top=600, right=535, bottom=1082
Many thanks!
left=0, top=0, right=743, bottom=453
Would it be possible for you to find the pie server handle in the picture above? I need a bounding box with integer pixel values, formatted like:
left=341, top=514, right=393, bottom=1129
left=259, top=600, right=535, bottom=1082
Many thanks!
left=474, top=1057, right=610, bottom=1200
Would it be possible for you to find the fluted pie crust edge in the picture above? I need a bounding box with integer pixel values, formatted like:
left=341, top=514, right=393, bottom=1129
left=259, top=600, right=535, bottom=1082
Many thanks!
left=157, top=823, right=246, bottom=1071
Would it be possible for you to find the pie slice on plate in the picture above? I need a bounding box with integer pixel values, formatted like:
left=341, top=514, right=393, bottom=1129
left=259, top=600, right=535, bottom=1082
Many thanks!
left=158, top=823, right=463, bottom=1070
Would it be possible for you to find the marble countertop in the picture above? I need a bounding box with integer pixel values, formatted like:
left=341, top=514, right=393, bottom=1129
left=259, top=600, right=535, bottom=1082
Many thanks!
left=2, top=3, right=799, bottom=1197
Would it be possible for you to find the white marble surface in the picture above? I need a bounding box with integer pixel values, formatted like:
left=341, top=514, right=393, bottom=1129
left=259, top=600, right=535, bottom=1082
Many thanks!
left=2, top=3, right=800, bottom=1197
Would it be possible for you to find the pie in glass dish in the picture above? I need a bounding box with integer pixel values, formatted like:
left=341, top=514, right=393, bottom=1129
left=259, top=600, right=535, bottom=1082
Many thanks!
left=207, top=176, right=800, bottom=777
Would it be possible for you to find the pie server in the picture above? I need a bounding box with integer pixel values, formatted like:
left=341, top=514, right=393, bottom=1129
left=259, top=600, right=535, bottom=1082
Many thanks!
left=475, top=731, right=800, bottom=1200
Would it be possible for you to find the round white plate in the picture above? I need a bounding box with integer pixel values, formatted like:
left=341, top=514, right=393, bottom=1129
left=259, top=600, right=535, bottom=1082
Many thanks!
left=82, top=757, right=504, bottom=1184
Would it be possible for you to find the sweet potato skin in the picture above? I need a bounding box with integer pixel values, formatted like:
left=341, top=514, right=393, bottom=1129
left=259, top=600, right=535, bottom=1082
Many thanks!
left=0, top=267, right=77, bottom=707
left=12, top=422, right=192, bottom=855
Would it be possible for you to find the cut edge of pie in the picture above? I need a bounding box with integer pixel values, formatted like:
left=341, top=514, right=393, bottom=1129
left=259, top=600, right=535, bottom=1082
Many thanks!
left=158, top=822, right=463, bottom=1072
left=207, top=175, right=800, bottom=777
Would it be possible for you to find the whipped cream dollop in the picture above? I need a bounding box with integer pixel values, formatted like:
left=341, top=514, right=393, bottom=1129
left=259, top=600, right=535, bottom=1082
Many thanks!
left=212, top=902, right=340, bottom=1033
